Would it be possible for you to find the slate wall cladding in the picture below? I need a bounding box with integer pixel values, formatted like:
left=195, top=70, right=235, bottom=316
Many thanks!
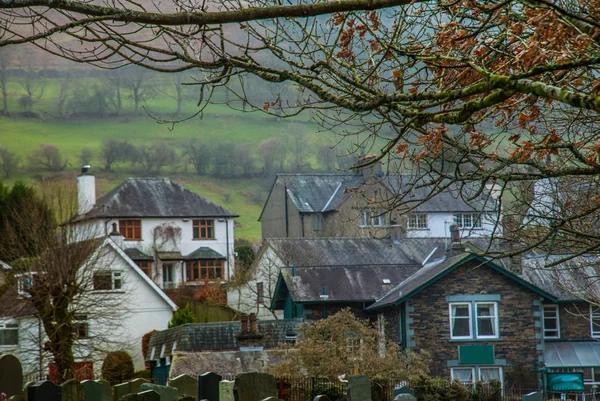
left=555, top=302, right=593, bottom=341
left=401, top=259, right=543, bottom=378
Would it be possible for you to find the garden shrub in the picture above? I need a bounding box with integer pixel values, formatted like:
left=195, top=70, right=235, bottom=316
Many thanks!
left=102, top=351, right=134, bottom=385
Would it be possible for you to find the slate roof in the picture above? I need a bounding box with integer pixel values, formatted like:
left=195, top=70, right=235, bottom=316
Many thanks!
left=185, top=247, right=226, bottom=260
left=259, top=174, right=365, bottom=220
left=367, top=252, right=558, bottom=310
left=521, top=254, right=600, bottom=301
left=260, top=173, right=496, bottom=220
left=278, top=265, right=421, bottom=303
left=267, top=237, right=447, bottom=267
left=75, top=178, right=238, bottom=220
left=147, top=319, right=302, bottom=359
left=124, top=248, right=153, bottom=260
left=383, top=176, right=497, bottom=213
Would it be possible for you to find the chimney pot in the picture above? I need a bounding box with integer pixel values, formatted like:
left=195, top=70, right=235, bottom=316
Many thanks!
left=249, top=313, right=257, bottom=333
left=77, top=166, right=96, bottom=215
left=241, top=314, right=249, bottom=334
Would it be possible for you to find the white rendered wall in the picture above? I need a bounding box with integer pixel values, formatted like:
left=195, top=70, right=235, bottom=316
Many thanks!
left=405, top=212, right=499, bottom=238
left=227, top=247, right=284, bottom=320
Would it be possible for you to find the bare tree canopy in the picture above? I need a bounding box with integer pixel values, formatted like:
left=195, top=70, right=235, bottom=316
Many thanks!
left=2, top=0, right=600, bottom=256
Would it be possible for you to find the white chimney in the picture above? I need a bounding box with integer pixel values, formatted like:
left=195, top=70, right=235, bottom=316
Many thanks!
left=77, top=165, right=96, bottom=215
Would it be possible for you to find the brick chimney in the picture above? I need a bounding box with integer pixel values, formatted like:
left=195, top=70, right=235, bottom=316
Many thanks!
left=446, top=224, right=466, bottom=257
left=77, top=165, right=96, bottom=215
left=237, top=313, right=264, bottom=350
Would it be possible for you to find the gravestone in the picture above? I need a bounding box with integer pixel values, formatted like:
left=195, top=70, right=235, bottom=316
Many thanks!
left=233, top=373, right=276, bottom=401
left=260, top=397, right=280, bottom=401
left=522, top=393, right=542, bottom=401
left=198, top=373, right=221, bottom=401
left=28, top=381, right=61, bottom=401
left=9, top=396, right=26, bottom=401
left=219, top=381, right=234, bottom=401
left=138, top=391, right=160, bottom=401
left=119, top=394, right=145, bottom=401
left=81, top=380, right=111, bottom=401
left=393, top=386, right=414, bottom=399
left=170, top=375, right=197, bottom=400
left=393, top=394, right=416, bottom=401
left=114, top=383, right=132, bottom=401
left=130, top=380, right=150, bottom=395
left=139, top=383, right=178, bottom=401
left=178, top=397, right=194, bottom=401
left=24, top=381, right=37, bottom=401
left=60, top=380, right=85, bottom=401
left=114, top=379, right=151, bottom=401
left=0, top=354, right=24, bottom=398
left=347, top=376, right=371, bottom=401
left=314, top=397, right=330, bottom=401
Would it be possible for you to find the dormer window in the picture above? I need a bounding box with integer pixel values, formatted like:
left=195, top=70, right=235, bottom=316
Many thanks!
left=119, top=220, right=141, bottom=240
left=193, top=219, right=215, bottom=240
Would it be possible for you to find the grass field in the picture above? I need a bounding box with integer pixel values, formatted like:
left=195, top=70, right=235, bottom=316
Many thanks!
left=0, top=75, right=337, bottom=243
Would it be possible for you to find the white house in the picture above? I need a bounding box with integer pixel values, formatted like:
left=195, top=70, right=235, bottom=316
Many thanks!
left=72, top=169, right=238, bottom=288
left=0, top=237, right=177, bottom=378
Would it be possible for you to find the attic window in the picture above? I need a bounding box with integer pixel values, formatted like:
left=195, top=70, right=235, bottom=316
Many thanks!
left=383, top=279, right=391, bottom=284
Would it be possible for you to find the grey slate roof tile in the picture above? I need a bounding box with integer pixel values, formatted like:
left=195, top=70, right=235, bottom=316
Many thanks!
left=77, top=178, right=238, bottom=219
left=124, top=248, right=153, bottom=260
left=185, top=247, right=226, bottom=260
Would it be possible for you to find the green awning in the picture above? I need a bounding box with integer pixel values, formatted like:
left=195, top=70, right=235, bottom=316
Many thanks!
left=547, top=373, right=584, bottom=392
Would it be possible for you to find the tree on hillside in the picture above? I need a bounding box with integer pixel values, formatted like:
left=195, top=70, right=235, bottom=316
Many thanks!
left=0, top=147, right=19, bottom=178
left=125, top=67, right=156, bottom=114
left=0, top=47, right=12, bottom=115
left=266, top=309, right=430, bottom=379
left=101, top=139, right=128, bottom=172
left=1, top=183, right=133, bottom=383
left=28, top=144, right=68, bottom=172
left=16, top=51, right=47, bottom=115
left=2, top=0, right=600, bottom=258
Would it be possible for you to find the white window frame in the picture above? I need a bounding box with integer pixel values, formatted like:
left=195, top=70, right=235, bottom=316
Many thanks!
left=449, top=301, right=499, bottom=340
left=454, top=214, right=483, bottom=229
left=74, top=314, right=89, bottom=339
left=0, top=320, right=18, bottom=347
left=93, top=271, right=122, bottom=291
left=475, top=302, right=499, bottom=339
left=591, top=305, right=600, bottom=338
left=450, top=303, right=472, bottom=339
left=359, top=209, right=388, bottom=228
left=16, top=272, right=37, bottom=297
left=407, top=213, right=428, bottom=230
left=451, top=367, right=503, bottom=386
left=543, top=305, right=560, bottom=339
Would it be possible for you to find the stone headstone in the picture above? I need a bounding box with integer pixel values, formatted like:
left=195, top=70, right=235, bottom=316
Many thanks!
left=233, top=373, right=276, bottom=401
left=260, top=398, right=279, bottom=401
left=347, top=376, right=371, bottom=401
left=9, top=396, right=26, bottom=401
left=24, top=381, right=37, bottom=401
left=138, top=391, right=160, bottom=401
left=28, top=381, right=61, bottom=401
left=114, top=383, right=132, bottom=401
left=218, top=381, right=233, bottom=401
left=313, top=397, right=330, bottom=401
left=114, top=379, right=151, bottom=401
left=139, top=384, right=178, bottom=401
left=119, top=394, right=145, bottom=401
left=0, top=354, right=24, bottom=398
left=523, top=393, right=542, bottom=401
left=81, top=380, right=111, bottom=401
left=393, top=386, right=414, bottom=398
left=130, top=380, right=150, bottom=395
left=60, top=380, right=85, bottom=401
left=198, top=373, right=221, bottom=401
left=393, top=394, right=416, bottom=401
left=170, top=375, right=198, bottom=400
left=178, top=397, right=194, bottom=401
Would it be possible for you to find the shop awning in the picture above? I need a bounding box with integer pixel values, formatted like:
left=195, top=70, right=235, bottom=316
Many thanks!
left=547, top=373, right=584, bottom=392
left=545, top=342, right=600, bottom=367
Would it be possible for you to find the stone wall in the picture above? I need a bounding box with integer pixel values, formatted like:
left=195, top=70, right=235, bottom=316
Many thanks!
left=385, top=259, right=544, bottom=379
left=555, top=302, right=593, bottom=341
